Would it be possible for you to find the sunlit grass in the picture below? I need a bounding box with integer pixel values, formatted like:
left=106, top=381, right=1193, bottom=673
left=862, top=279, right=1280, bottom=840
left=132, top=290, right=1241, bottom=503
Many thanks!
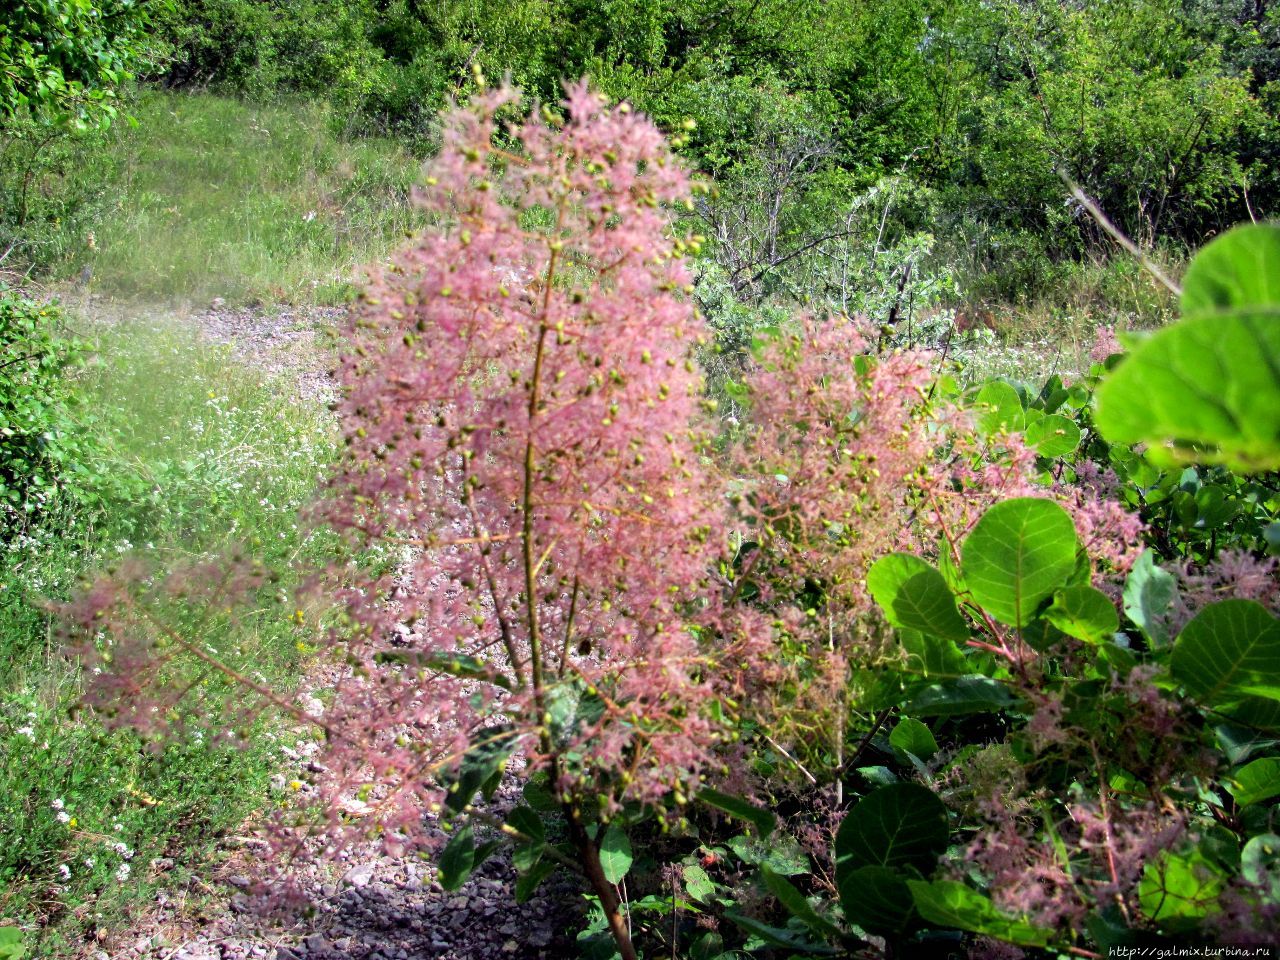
left=0, top=317, right=335, bottom=956
left=81, top=91, right=423, bottom=305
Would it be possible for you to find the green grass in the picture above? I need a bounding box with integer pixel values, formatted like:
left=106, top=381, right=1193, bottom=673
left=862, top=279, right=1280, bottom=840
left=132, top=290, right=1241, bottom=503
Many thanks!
left=31, top=90, right=423, bottom=306
left=0, top=317, right=335, bottom=957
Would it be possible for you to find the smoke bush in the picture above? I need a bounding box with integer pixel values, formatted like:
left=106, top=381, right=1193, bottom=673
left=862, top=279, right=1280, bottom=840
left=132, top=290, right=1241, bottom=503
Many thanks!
left=71, top=81, right=776, bottom=959
left=63, top=80, right=1206, bottom=959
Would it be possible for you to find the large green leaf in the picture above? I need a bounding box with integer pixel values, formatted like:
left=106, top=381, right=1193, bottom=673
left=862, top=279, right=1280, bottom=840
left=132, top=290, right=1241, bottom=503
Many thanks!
left=889, top=718, right=938, bottom=760
left=722, top=912, right=841, bottom=954
left=899, top=629, right=971, bottom=678
left=1170, top=600, right=1280, bottom=706
left=1226, top=757, right=1280, bottom=807
left=835, top=783, right=949, bottom=879
left=1223, top=696, right=1280, bottom=734
left=974, top=380, right=1025, bottom=434
left=443, top=725, right=519, bottom=813
left=0, top=926, right=22, bottom=960
left=908, top=676, right=1015, bottom=717
left=439, top=825, right=477, bottom=892
left=837, top=865, right=917, bottom=938
left=907, top=880, right=1051, bottom=947
left=1242, top=834, right=1280, bottom=900
left=505, top=804, right=546, bottom=842
left=727, top=833, right=810, bottom=876
left=1181, top=222, right=1280, bottom=314
left=515, top=859, right=559, bottom=903
left=599, top=823, right=633, bottom=884
left=867, top=554, right=969, bottom=643
left=1215, top=723, right=1280, bottom=765
left=1123, top=550, right=1177, bottom=648
left=682, top=863, right=716, bottom=903
left=1025, top=413, right=1081, bottom=459
left=1095, top=224, right=1280, bottom=473
left=507, top=805, right=547, bottom=871
left=961, top=498, right=1080, bottom=627
left=1137, top=850, right=1226, bottom=924
left=698, top=788, right=776, bottom=837
left=0, top=928, right=25, bottom=960
left=1044, top=585, right=1119, bottom=644
left=761, top=866, right=845, bottom=942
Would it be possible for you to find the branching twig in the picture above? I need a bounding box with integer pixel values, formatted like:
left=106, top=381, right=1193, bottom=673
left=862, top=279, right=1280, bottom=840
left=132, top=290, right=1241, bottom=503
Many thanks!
left=1059, top=171, right=1182, bottom=297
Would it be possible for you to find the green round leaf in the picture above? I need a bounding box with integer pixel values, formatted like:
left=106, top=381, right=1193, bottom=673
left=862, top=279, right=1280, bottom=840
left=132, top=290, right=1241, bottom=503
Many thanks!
left=1181, top=223, right=1280, bottom=314
left=1025, top=413, right=1081, bottom=458
left=1226, top=757, right=1280, bottom=808
left=1171, top=600, right=1280, bottom=706
left=838, top=865, right=917, bottom=937
left=1138, top=850, right=1226, bottom=924
left=1095, top=224, right=1280, bottom=473
left=899, top=629, right=971, bottom=678
left=835, top=783, right=949, bottom=879
left=1095, top=312, right=1280, bottom=472
left=974, top=380, right=1024, bottom=435
left=908, top=676, right=1015, bottom=717
left=1044, top=585, right=1119, bottom=644
left=1241, top=834, right=1280, bottom=900
left=867, top=554, right=969, bottom=643
left=889, top=718, right=938, bottom=760
left=907, top=880, right=1051, bottom=947
left=962, top=498, right=1080, bottom=627
left=599, top=822, right=633, bottom=884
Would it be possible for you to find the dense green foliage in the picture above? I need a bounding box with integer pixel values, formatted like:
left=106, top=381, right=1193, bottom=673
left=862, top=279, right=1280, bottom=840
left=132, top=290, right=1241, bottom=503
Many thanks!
left=0, top=288, right=87, bottom=522
left=494, top=225, right=1280, bottom=960
left=144, top=0, right=1277, bottom=303
left=4, top=0, right=1277, bottom=312
left=0, top=0, right=158, bottom=130
left=1, top=2, right=1279, bottom=957
left=664, top=223, right=1280, bottom=958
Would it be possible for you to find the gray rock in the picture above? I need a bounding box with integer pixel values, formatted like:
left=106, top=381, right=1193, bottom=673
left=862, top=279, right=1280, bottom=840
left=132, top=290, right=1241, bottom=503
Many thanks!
left=342, top=863, right=376, bottom=888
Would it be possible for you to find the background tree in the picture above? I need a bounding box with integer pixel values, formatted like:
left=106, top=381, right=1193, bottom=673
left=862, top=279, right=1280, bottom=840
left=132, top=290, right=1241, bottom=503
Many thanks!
left=1, top=0, right=160, bottom=131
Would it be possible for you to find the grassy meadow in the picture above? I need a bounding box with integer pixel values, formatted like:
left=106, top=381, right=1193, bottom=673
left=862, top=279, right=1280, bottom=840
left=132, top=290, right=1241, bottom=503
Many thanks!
left=8, top=91, right=422, bottom=306
left=0, top=312, right=336, bottom=955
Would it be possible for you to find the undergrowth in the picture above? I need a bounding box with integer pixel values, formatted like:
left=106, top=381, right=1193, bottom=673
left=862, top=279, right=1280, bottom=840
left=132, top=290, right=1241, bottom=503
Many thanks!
left=0, top=316, right=334, bottom=957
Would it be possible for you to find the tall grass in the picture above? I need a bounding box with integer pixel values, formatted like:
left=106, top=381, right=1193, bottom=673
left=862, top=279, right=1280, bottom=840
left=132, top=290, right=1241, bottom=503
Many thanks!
left=0, top=318, right=334, bottom=957
left=10, top=90, right=423, bottom=306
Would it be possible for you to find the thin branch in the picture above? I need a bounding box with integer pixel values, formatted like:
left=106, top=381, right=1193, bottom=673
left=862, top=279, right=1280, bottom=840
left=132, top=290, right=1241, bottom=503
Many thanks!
left=1059, top=171, right=1182, bottom=297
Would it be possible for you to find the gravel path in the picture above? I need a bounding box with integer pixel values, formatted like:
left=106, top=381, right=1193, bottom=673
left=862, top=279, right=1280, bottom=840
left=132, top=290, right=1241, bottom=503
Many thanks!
left=77, top=297, right=585, bottom=960
left=121, top=791, right=583, bottom=960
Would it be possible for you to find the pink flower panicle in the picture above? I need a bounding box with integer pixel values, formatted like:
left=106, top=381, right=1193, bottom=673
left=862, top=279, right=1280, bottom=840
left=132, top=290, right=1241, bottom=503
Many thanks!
left=1172, top=549, right=1280, bottom=634
left=1089, top=325, right=1123, bottom=365
left=309, top=80, right=764, bottom=838
left=734, top=319, right=938, bottom=621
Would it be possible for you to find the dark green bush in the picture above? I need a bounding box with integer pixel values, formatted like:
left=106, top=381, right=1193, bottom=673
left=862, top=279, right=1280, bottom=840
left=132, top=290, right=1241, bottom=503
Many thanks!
left=0, top=287, right=92, bottom=526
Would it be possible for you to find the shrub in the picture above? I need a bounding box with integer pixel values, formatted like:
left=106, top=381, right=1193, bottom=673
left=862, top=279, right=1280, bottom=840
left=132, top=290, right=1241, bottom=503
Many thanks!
left=68, top=81, right=772, bottom=960
left=0, top=0, right=158, bottom=130
left=0, top=286, right=91, bottom=527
